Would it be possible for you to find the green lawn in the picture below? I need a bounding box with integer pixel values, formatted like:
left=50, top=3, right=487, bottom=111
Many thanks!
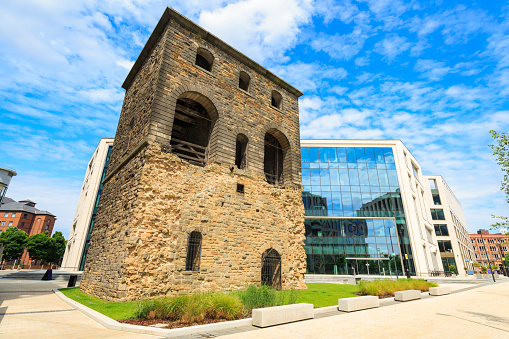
left=291, top=283, right=359, bottom=307
left=59, top=287, right=138, bottom=320
left=60, top=283, right=359, bottom=320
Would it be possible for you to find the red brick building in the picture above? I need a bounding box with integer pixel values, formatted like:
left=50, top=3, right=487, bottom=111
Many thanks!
left=0, top=197, right=56, bottom=266
left=470, top=229, right=508, bottom=271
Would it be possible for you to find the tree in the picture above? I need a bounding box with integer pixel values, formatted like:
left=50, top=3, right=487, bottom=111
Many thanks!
left=489, top=130, right=509, bottom=203
left=26, top=231, right=67, bottom=267
left=49, top=231, right=66, bottom=265
left=26, top=232, right=52, bottom=263
left=0, top=227, right=28, bottom=262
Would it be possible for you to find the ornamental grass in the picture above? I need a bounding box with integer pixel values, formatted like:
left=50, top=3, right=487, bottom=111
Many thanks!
left=358, top=278, right=438, bottom=298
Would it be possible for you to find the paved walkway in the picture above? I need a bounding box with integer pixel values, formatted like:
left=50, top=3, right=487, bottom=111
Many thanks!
left=0, top=278, right=160, bottom=339
left=217, top=280, right=509, bottom=339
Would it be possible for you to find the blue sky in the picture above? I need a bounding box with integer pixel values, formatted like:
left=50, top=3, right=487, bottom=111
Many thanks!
left=1, top=0, right=508, bottom=237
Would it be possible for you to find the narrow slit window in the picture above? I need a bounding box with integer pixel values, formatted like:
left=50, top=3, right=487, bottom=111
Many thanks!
left=185, top=231, right=202, bottom=271
left=264, top=133, right=284, bottom=185
left=235, top=134, right=248, bottom=169
left=239, top=71, right=250, bottom=91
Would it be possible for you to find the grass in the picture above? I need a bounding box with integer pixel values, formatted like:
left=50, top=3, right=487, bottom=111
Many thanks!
left=290, top=283, right=360, bottom=307
left=59, top=287, right=137, bottom=320
left=60, top=281, right=430, bottom=321
left=358, top=279, right=438, bottom=298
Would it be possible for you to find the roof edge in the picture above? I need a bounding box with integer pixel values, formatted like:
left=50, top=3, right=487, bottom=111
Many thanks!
left=121, top=7, right=303, bottom=97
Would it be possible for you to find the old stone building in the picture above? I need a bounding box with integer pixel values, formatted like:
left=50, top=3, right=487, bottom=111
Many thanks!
left=79, top=7, right=306, bottom=301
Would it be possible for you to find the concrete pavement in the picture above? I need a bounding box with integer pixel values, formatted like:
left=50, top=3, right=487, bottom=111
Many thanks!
left=0, top=278, right=160, bottom=339
left=217, top=280, right=509, bottom=339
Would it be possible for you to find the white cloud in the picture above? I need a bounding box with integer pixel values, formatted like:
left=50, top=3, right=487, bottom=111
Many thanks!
left=373, top=34, right=410, bottom=61
left=415, top=59, right=451, bottom=81
left=198, top=0, right=313, bottom=62
left=272, top=62, right=347, bottom=92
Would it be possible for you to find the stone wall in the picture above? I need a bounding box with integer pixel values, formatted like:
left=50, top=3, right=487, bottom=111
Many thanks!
left=80, top=8, right=306, bottom=301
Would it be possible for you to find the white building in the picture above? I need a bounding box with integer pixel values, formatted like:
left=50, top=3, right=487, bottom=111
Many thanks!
left=61, top=138, right=114, bottom=271
left=423, top=175, right=475, bottom=275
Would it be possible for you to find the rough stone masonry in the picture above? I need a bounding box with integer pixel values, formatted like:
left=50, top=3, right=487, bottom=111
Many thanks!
left=80, top=7, right=307, bottom=301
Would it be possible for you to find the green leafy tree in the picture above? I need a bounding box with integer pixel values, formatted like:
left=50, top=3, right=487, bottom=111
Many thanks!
left=489, top=130, right=509, bottom=203
left=0, top=227, right=28, bottom=262
left=26, top=232, right=52, bottom=263
left=49, top=231, right=66, bottom=265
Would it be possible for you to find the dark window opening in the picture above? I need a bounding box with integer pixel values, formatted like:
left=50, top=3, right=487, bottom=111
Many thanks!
left=434, top=224, right=449, bottom=236
left=170, top=98, right=214, bottom=166
left=261, top=248, right=281, bottom=290
left=195, top=48, right=214, bottom=72
left=239, top=71, right=250, bottom=91
left=186, top=231, right=202, bottom=271
left=264, top=133, right=284, bottom=185
left=235, top=134, right=248, bottom=169
left=237, top=183, right=245, bottom=194
left=431, top=208, right=445, bottom=220
left=432, top=193, right=442, bottom=205
left=271, top=90, right=282, bottom=109
left=129, top=118, right=134, bottom=129
left=438, top=240, right=453, bottom=253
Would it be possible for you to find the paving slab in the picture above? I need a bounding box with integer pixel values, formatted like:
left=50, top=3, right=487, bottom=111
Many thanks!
left=0, top=279, right=160, bottom=339
left=217, top=281, right=509, bottom=339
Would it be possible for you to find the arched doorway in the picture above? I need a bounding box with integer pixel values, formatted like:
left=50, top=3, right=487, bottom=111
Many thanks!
left=261, top=248, right=282, bottom=290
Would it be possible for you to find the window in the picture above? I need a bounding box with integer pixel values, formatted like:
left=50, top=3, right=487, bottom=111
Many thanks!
left=0, top=221, right=4, bottom=226
left=23, top=213, right=27, bottom=218
left=475, top=253, right=478, bottom=259
left=430, top=209, right=445, bottom=220
left=479, top=246, right=486, bottom=251
left=11, top=213, right=16, bottom=217
left=432, top=193, right=441, bottom=205
left=488, top=239, right=495, bottom=244
left=8, top=221, right=13, bottom=226
left=195, top=48, right=213, bottom=72
left=411, top=164, right=419, bottom=179
left=482, top=254, right=487, bottom=259
left=490, top=246, right=497, bottom=251
left=493, top=253, right=499, bottom=259
left=429, top=179, right=437, bottom=189
left=271, top=90, right=282, bottom=109
left=261, top=248, right=282, bottom=290
left=471, top=239, right=474, bottom=243
left=434, top=224, right=449, bottom=236
left=170, top=95, right=218, bottom=166
left=264, top=131, right=287, bottom=185
left=21, top=222, right=25, bottom=227
left=473, top=246, right=476, bottom=251
left=235, top=134, right=248, bottom=169
left=45, top=225, right=49, bottom=230
left=438, top=240, right=453, bottom=253
left=239, top=71, right=250, bottom=91
left=185, top=231, right=202, bottom=271
left=503, top=246, right=508, bottom=252
left=4, top=213, right=8, bottom=217
left=477, top=239, right=484, bottom=244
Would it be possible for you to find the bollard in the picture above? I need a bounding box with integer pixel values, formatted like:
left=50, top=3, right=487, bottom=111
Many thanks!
left=67, top=275, right=78, bottom=287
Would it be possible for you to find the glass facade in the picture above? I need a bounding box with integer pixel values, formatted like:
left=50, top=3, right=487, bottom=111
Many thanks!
left=302, top=145, right=415, bottom=275
left=79, top=145, right=112, bottom=271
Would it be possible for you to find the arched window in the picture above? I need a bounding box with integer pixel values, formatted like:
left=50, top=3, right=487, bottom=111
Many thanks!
left=235, top=134, right=248, bottom=169
left=239, top=71, right=250, bottom=91
left=170, top=94, right=218, bottom=166
left=271, top=90, right=282, bottom=109
left=261, top=248, right=281, bottom=290
left=185, top=231, right=202, bottom=271
left=195, top=48, right=214, bottom=72
left=264, top=132, right=284, bottom=185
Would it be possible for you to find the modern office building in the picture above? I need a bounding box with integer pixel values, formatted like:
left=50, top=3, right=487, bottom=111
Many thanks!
left=470, top=229, right=508, bottom=269
left=0, top=166, right=16, bottom=204
left=60, top=138, right=114, bottom=271
left=423, top=175, right=475, bottom=275
left=301, top=140, right=443, bottom=277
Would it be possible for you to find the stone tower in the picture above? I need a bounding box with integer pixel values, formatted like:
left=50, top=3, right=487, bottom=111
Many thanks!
left=79, top=7, right=306, bottom=301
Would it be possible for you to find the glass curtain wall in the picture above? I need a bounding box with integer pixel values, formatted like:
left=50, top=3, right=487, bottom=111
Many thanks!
left=302, top=146, right=415, bottom=275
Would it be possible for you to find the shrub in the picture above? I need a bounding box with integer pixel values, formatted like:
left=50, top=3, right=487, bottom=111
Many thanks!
left=481, top=266, right=487, bottom=272
left=358, top=279, right=437, bottom=298
left=134, top=293, right=242, bottom=323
